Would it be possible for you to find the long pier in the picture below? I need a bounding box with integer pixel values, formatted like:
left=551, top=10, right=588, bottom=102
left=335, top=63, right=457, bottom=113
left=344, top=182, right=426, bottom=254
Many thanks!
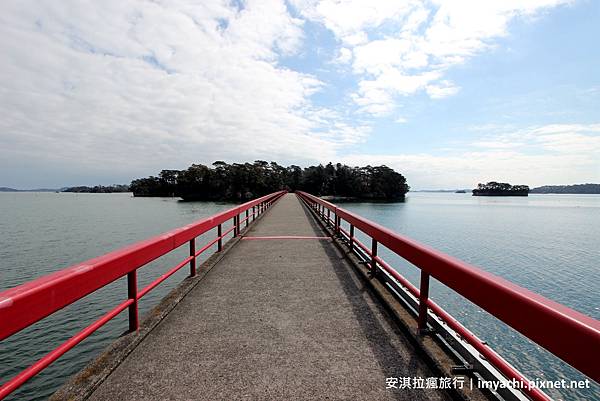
left=74, top=194, right=446, bottom=401
left=1, top=192, right=598, bottom=400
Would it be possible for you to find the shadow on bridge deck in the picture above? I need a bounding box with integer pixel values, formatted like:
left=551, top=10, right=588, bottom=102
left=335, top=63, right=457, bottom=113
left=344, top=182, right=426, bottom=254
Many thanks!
left=63, top=194, right=450, bottom=401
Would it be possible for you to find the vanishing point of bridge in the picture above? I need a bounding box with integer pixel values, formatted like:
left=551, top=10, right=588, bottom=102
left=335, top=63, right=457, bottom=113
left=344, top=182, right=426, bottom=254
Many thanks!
left=0, top=193, right=598, bottom=401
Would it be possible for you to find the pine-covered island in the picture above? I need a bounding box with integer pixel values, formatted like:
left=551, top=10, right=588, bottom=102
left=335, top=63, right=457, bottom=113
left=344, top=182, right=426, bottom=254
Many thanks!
left=130, top=161, right=410, bottom=201
left=472, top=182, right=529, bottom=196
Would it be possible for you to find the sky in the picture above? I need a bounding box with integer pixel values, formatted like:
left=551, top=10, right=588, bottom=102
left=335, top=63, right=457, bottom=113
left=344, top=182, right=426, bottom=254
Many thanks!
left=0, top=0, right=599, bottom=190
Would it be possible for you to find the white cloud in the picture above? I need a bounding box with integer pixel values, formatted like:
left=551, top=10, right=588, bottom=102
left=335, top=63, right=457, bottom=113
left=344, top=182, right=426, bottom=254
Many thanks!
left=0, top=0, right=591, bottom=191
left=426, top=80, right=460, bottom=99
left=339, top=123, right=600, bottom=189
left=471, top=141, right=524, bottom=150
left=292, top=0, right=573, bottom=115
left=514, top=124, right=600, bottom=154
left=334, top=47, right=352, bottom=64
left=0, top=0, right=365, bottom=186
left=290, top=0, right=421, bottom=44
left=472, top=124, right=600, bottom=153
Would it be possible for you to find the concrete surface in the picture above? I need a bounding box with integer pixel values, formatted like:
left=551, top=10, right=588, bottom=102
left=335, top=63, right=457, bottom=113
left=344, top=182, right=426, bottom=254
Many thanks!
left=87, top=194, right=450, bottom=401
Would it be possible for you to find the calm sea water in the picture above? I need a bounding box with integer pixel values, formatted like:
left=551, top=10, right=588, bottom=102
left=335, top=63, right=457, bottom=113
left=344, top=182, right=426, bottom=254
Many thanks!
left=342, top=193, right=600, bottom=401
left=1, top=192, right=598, bottom=400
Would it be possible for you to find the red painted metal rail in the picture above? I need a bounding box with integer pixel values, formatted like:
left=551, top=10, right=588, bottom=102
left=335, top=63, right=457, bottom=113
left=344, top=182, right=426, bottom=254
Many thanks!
left=296, top=191, right=600, bottom=401
left=0, top=191, right=286, bottom=400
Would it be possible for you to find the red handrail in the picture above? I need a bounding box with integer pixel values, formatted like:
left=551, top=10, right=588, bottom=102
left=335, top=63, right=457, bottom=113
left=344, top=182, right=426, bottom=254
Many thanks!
left=0, top=190, right=286, bottom=399
left=296, top=191, right=600, bottom=399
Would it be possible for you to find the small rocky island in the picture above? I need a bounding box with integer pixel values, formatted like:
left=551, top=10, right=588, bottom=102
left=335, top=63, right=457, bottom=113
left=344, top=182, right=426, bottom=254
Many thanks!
left=472, top=182, right=529, bottom=196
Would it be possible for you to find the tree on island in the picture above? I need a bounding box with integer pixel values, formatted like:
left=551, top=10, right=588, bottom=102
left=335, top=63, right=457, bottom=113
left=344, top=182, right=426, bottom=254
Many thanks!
left=62, top=184, right=130, bottom=193
left=130, top=161, right=410, bottom=201
left=472, top=182, right=529, bottom=196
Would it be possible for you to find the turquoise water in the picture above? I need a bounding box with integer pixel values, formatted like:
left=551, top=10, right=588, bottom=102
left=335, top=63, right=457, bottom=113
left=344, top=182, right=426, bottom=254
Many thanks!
left=0, top=192, right=598, bottom=400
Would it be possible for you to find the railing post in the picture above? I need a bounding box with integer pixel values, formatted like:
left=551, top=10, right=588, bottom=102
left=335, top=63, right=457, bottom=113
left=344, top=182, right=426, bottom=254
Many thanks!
left=233, top=216, right=238, bottom=237
left=189, top=239, right=196, bottom=277
left=349, top=224, right=355, bottom=252
left=370, top=239, right=378, bottom=276
left=418, top=271, right=430, bottom=334
left=327, top=209, right=331, bottom=226
left=217, top=224, right=222, bottom=251
left=245, top=209, right=249, bottom=228
left=252, top=206, right=256, bottom=221
left=335, top=213, right=340, bottom=235
left=127, top=270, right=139, bottom=332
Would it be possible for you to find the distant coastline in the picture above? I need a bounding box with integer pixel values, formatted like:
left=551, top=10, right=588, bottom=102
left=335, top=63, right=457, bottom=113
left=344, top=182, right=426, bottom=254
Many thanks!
left=0, top=187, right=58, bottom=192
left=3, top=183, right=600, bottom=195
left=529, top=184, right=600, bottom=194
left=413, top=183, right=600, bottom=195
left=0, top=185, right=130, bottom=193
left=62, top=185, right=130, bottom=193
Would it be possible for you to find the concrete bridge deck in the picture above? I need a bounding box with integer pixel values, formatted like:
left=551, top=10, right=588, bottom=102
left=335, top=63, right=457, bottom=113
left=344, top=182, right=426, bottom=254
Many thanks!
left=83, top=194, right=449, bottom=401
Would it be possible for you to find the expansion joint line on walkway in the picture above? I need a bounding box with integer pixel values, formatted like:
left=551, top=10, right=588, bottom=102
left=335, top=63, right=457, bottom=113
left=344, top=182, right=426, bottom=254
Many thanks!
left=241, top=235, right=332, bottom=240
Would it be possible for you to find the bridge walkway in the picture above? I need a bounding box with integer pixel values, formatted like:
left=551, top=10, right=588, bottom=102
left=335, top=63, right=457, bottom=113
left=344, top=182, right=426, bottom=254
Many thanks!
left=86, top=194, right=449, bottom=401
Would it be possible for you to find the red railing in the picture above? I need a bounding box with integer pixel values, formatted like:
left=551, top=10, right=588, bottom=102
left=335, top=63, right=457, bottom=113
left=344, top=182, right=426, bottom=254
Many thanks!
left=0, top=190, right=286, bottom=400
left=296, top=191, right=600, bottom=401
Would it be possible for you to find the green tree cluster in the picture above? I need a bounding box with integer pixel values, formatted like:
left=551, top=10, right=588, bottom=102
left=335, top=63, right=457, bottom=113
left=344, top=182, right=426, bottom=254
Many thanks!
left=130, top=161, right=410, bottom=201
left=62, top=185, right=130, bottom=193
left=472, top=182, right=529, bottom=196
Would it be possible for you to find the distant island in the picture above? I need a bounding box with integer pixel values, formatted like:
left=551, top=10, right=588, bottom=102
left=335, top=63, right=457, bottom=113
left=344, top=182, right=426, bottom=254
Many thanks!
left=530, top=183, right=600, bottom=194
left=5, top=180, right=597, bottom=198
left=0, top=187, right=58, bottom=192
left=62, top=185, right=130, bottom=193
left=472, top=182, right=529, bottom=196
left=410, top=184, right=600, bottom=195
left=130, top=161, right=410, bottom=201
left=0, top=185, right=130, bottom=193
